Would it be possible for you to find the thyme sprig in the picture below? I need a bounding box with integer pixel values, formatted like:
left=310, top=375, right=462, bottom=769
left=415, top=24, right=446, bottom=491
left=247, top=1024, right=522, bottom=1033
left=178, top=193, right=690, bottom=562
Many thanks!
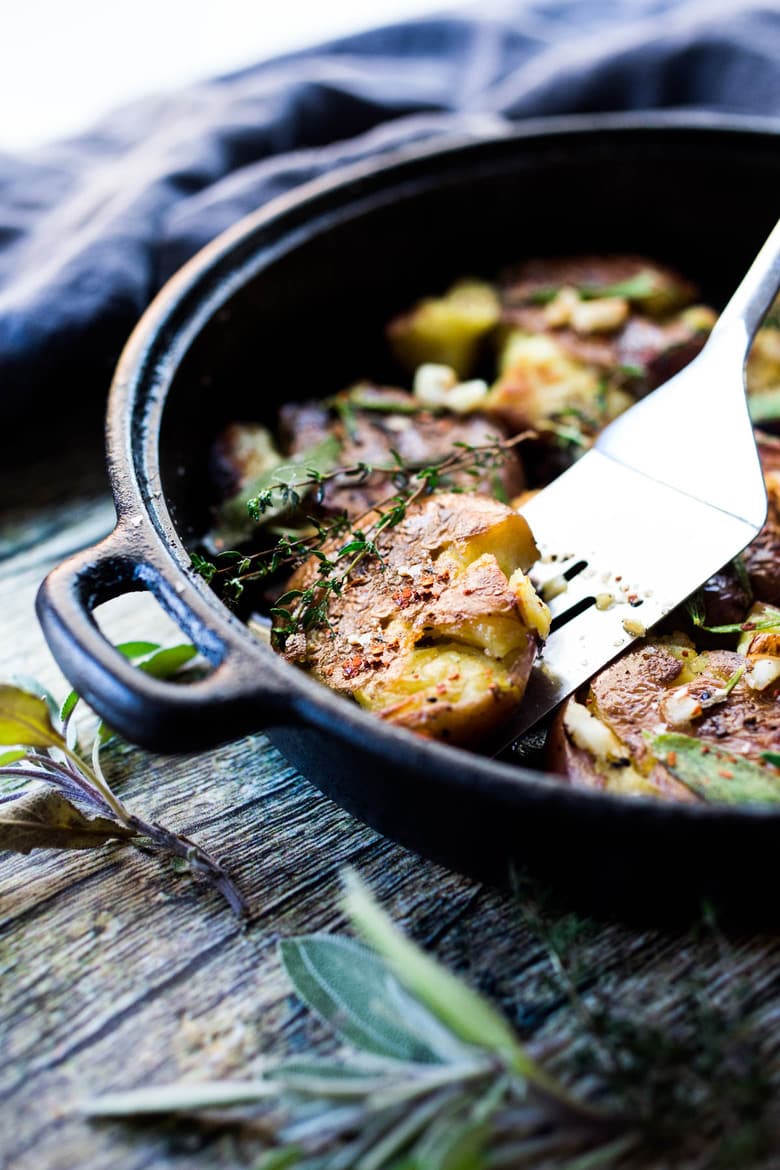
left=194, top=435, right=529, bottom=644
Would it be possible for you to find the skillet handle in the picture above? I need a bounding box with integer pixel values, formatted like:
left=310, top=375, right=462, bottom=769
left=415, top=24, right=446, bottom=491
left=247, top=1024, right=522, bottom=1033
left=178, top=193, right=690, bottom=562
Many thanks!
left=36, top=523, right=294, bottom=753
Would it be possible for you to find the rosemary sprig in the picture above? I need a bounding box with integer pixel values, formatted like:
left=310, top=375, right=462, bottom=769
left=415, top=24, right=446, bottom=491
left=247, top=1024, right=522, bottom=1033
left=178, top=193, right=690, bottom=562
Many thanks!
left=194, top=435, right=529, bottom=640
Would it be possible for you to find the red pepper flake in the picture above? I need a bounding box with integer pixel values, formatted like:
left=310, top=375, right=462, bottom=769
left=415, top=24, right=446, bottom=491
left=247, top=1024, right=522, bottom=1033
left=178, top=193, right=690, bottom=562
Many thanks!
left=718, top=769, right=734, bottom=779
left=342, top=655, right=365, bottom=679
left=701, top=745, right=710, bottom=754
left=627, top=593, right=640, bottom=606
left=667, top=750, right=678, bottom=766
left=392, top=586, right=415, bottom=609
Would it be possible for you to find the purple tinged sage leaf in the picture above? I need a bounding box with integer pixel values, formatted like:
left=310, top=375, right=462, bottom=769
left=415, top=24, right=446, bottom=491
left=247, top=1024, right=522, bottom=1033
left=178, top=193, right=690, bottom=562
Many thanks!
left=0, top=786, right=134, bottom=853
left=0, top=685, right=65, bottom=749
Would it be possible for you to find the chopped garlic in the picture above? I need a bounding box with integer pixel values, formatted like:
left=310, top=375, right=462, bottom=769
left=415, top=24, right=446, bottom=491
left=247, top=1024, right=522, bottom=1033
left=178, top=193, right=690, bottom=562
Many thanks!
left=563, top=699, right=629, bottom=763
left=543, top=286, right=580, bottom=328
left=622, top=617, right=646, bottom=637
left=413, top=363, right=488, bottom=413
left=746, top=658, right=780, bottom=691
left=661, top=689, right=702, bottom=727
left=595, top=592, right=615, bottom=611
left=414, top=363, right=457, bottom=402
left=570, top=297, right=629, bottom=334
left=541, top=574, right=568, bottom=602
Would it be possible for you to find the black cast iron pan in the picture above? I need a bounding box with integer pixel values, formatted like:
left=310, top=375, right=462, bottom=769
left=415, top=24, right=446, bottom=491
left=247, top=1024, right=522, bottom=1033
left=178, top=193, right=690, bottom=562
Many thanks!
left=37, top=114, right=780, bottom=919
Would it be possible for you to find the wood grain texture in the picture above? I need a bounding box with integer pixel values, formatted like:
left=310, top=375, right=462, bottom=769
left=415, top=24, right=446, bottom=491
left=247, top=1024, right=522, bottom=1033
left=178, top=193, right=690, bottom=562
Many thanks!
left=1, top=448, right=780, bottom=1170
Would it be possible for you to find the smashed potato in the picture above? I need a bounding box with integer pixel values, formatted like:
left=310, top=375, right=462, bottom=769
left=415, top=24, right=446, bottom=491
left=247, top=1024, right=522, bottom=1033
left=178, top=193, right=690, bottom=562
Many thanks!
left=550, top=634, right=780, bottom=803
left=283, top=493, right=549, bottom=744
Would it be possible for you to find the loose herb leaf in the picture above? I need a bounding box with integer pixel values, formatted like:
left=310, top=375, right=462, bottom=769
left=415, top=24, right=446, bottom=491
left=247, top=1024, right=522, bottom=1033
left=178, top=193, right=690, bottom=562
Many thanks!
left=0, top=786, right=134, bottom=853
left=0, top=749, right=27, bottom=768
left=137, top=643, right=198, bottom=679
left=342, top=872, right=549, bottom=1087
left=214, top=435, right=341, bottom=546
left=761, top=751, right=780, bottom=768
left=652, top=733, right=780, bottom=804
left=749, top=389, right=780, bottom=424
left=685, top=589, right=706, bottom=628
left=280, top=935, right=447, bottom=1063
left=0, top=685, right=65, bottom=750
left=579, top=271, right=658, bottom=301
left=84, top=1080, right=275, bottom=1116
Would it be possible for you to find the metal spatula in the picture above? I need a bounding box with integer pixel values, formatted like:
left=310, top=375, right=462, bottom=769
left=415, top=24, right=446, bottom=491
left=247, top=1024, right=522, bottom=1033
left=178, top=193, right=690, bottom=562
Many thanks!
left=500, top=218, right=780, bottom=749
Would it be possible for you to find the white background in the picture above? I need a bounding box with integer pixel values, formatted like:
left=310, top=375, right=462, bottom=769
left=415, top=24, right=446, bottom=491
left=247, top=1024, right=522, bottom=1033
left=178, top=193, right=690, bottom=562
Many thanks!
left=0, top=0, right=446, bottom=152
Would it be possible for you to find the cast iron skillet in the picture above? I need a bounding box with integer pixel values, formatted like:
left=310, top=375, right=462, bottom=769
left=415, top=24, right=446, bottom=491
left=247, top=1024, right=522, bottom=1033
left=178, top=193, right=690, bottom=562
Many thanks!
left=37, top=114, right=780, bottom=919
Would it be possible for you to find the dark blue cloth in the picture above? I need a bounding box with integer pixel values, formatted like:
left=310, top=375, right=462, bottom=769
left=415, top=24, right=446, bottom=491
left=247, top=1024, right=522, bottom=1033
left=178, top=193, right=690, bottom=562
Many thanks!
left=2, top=0, right=779, bottom=416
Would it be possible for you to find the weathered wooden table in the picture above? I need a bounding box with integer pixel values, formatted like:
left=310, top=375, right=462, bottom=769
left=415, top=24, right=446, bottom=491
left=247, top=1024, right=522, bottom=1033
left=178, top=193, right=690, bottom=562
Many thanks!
left=2, top=414, right=779, bottom=1170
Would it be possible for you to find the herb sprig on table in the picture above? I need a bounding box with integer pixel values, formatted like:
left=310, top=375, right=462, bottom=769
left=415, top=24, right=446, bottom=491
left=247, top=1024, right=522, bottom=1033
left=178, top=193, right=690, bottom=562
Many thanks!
left=194, top=434, right=528, bottom=647
left=85, top=872, right=635, bottom=1169
left=81, top=873, right=777, bottom=1168
left=0, top=643, right=247, bottom=917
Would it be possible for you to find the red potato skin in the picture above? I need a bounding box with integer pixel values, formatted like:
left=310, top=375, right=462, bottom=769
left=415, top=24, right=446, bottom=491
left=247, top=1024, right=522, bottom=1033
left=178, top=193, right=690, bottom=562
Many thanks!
left=546, top=701, right=696, bottom=802
left=549, top=639, right=780, bottom=802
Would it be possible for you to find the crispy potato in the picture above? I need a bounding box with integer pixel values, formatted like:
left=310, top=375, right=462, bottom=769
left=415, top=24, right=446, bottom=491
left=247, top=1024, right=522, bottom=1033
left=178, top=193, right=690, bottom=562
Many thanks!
left=386, top=280, right=500, bottom=378
left=550, top=635, right=780, bottom=800
left=283, top=492, right=549, bottom=744
left=486, top=331, right=612, bottom=436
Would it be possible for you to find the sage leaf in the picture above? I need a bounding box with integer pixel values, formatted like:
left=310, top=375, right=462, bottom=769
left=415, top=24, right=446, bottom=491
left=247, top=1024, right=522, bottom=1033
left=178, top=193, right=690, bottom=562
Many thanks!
left=214, top=435, right=341, bottom=545
left=255, top=1152, right=302, bottom=1170
left=267, top=1057, right=395, bottom=1098
left=84, top=1080, right=275, bottom=1116
left=341, top=873, right=547, bottom=1085
left=0, top=685, right=66, bottom=749
left=280, top=935, right=445, bottom=1063
left=0, top=786, right=133, bottom=853
left=138, top=643, right=198, bottom=679
left=652, top=733, right=780, bottom=805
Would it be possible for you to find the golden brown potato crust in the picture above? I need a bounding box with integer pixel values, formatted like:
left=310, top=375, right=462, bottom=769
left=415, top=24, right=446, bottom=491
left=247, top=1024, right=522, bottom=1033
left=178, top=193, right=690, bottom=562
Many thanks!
left=284, top=492, right=545, bottom=744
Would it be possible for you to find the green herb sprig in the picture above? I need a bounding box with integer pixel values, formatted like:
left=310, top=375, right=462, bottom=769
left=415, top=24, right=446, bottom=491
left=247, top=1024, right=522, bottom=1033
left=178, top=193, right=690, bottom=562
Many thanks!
left=194, top=435, right=529, bottom=643
left=84, top=872, right=632, bottom=1169
left=0, top=645, right=247, bottom=917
